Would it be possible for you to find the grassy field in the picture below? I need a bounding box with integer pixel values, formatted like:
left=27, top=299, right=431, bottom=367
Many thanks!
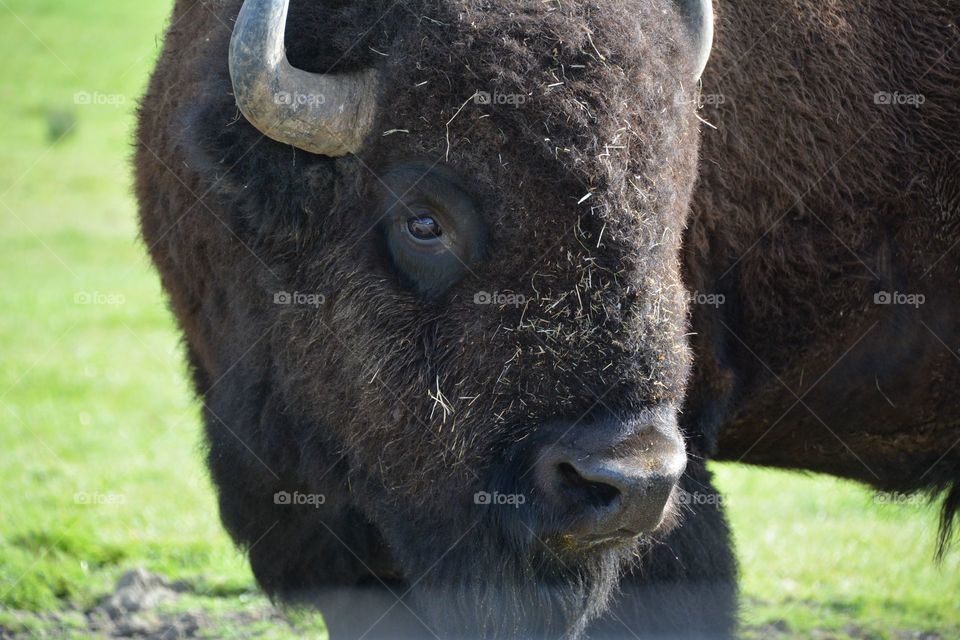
left=0, top=0, right=957, bottom=638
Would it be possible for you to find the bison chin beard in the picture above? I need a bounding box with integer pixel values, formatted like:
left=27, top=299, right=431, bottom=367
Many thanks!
left=410, top=539, right=631, bottom=640
left=350, top=483, right=636, bottom=640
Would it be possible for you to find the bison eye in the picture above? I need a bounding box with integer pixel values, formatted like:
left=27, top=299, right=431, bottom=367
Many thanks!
left=378, top=164, right=486, bottom=298
left=406, top=215, right=443, bottom=242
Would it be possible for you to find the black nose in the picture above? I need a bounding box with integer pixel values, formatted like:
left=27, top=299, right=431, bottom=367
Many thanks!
left=532, top=406, right=686, bottom=539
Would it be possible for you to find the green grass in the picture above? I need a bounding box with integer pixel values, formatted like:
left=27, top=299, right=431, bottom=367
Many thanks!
left=0, top=0, right=263, bottom=629
left=0, top=0, right=957, bottom=638
left=717, top=468, right=960, bottom=638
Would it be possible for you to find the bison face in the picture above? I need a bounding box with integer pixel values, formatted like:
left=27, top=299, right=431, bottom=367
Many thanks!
left=143, top=0, right=712, bottom=636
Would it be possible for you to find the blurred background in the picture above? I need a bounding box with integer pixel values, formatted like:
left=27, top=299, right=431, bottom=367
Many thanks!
left=0, top=1, right=957, bottom=638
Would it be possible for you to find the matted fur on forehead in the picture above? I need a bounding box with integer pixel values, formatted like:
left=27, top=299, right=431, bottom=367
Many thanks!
left=363, top=1, right=698, bottom=186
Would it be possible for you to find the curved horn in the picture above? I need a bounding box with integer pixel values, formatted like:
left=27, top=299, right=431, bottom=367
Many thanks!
left=674, top=0, right=714, bottom=82
left=229, top=0, right=379, bottom=156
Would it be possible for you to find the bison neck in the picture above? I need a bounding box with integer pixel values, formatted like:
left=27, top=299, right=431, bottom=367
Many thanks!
left=683, top=0, right=960, bottom=500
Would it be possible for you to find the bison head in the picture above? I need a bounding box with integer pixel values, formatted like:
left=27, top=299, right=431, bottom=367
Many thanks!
left=139, top=0, right=714, bottom=636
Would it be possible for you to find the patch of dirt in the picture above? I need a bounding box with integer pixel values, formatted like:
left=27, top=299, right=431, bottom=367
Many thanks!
left=2, top=573, right=951, bottom=639
left=0, top=569, right=292, bottom=639
left=740, top=621, right=946, bottom=640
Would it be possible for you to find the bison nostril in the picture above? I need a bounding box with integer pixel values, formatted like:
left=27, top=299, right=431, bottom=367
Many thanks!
left=530, top=408, right=686, bottom=539
left=556, top=462, right=621, bottom=509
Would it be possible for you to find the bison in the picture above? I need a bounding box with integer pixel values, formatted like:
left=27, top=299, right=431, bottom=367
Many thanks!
left=687, top=2, right=960, bottom=558
left=135, top=0, right=959, bottom=638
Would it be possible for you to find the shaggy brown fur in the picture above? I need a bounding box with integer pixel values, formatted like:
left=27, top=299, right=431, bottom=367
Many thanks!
left=135, top=0, right=959, bottom=637
left=683, top=0, right=960, bottom=554
left=137, top=1, right=735, bottom=638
